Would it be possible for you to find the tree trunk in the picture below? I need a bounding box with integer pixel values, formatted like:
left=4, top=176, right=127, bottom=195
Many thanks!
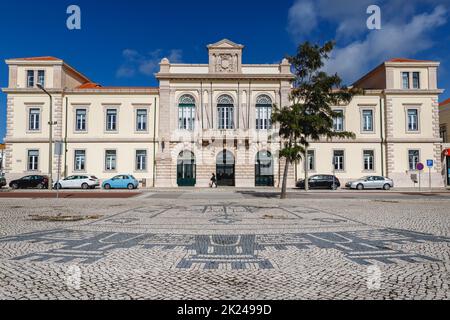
left=304, top=145, right=309, bottom=192
left=281, top=159, right=289, bottom=199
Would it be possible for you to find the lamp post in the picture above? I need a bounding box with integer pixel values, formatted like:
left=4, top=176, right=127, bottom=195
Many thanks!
left=37, top=84, right=53, bottom=190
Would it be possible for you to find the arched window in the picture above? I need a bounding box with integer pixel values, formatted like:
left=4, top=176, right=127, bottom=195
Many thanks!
left=256, top=94, right=273, bottom=130
left=217, top=95, right=234, bottom=130
left=178, top=94, right=196, bottom=130
left=255, top=151, right=274, bottom=186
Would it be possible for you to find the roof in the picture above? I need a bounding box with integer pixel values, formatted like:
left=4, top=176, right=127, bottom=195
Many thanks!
left=74, top=82, right=159, bottom=92
left=440, top=98, right=450, bottom=107
left=353, top=57, right=439, bottom=87
left=77, top=82, right=102, bottom=89
left=387, top=58, right=435, bottom=63
left=10, top=56, right=61, bottom=61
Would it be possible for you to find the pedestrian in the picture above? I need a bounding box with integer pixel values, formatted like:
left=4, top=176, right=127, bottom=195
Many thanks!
left=210, top=173, right=217, bottom=188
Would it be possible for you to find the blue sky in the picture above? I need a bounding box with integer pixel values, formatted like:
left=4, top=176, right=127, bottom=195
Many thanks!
left=1, top=0, right=449, bottom=142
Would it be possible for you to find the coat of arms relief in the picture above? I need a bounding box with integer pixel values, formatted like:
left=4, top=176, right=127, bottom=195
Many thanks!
left=213, top=53, right=239, bottom=73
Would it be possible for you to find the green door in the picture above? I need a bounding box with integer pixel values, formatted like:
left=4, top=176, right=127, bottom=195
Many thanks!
left=216, top=150, right=235, bottom=187
left=255, top=151, right=274, bottom=187
left=177, top=151, right=196, bottom=187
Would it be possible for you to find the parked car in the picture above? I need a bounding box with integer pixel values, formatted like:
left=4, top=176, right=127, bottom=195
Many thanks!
left=345, top=176, right=394, bottom=190
left=9, top=175, right=49, bottom=189
left=102, top=175, right=139, bottom=190
left=296, top=175, right=341, bottom=190
left=54, top=175, right=100, bottom=190
left=0, top=176, right=6, bottom=188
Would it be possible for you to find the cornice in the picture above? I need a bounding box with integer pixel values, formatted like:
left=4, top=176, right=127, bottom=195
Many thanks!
left=156, top=73, right=295, bottom=81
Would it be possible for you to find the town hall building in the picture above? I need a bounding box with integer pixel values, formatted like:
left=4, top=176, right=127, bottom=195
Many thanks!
left=1, top=39, right=446, bottom=188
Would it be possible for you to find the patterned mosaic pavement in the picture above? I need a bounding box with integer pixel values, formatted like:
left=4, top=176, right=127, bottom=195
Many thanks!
left=0, top=197, right=449, bottom=299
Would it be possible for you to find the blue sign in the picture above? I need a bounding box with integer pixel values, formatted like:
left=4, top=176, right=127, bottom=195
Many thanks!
left=427, top=160, right=434, bottom=168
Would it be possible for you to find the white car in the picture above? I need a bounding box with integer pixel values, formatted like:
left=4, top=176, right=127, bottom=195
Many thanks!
left=54, top=175, right=100, bottom=190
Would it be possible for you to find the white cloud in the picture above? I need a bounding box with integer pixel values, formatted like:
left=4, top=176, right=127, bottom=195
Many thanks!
left=116, top=49, right=183, bottom=78
left=287, top=0, right=446, bottom=42
left=287, top=0, right=317, bottom=39
left=324, top=5, right=447, bottom=83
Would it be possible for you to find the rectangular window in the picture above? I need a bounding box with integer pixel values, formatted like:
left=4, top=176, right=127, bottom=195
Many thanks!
left=74, top=150, right=86, bottom=171
left=136, top=150, right=147, bottom=171
left=75, top=109, right=87, bottom=132
left=106, top=109, right=117, bottom=131
left=218, top=106, right=234, bottom=130
left=256, top=106, right=272, bottom=130
left=178, top=105, right=195, bottom=130
left=29, top=108, right=40, bottom=131
left=412, top=72, right=420, bottom=89
left=37, top=70, right=45, bottom=87
left=333, top=150, right=345, bottom=171
left=402, top=72, right=410, bottom=89
left=408, top=150, right=420, bottom=171
left=363, top=150, right=375, bottom=171
left=333, top=110, right=344, bottom=132
left=27, top=70, right=35, bottom=88
left=307, top=150, right=315, bottom=171
left=27, top=150, right=39, bottom=171
left=105, top=150, right=117, bottom=171
left=407, top=109, right=419, bottom=131
left=136, top=109, right=148, bottom=131
left=362, top=109, right=374, bottom=132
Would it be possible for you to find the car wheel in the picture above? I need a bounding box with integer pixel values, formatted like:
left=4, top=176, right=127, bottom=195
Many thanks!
left=37, top=183, right=44, bottom=189
left=56, top=183, right=62, bottom=190
left=104, top=184, right=111, bottom=190
left=357, top=184, right=364, bottom=190
left=81, top=183, right=89, bottom=190
left=11, top=183, right=19, bottom=190
left=383, top=184, right=391, bottom=191
left=331, top=184, right=338, bottom=190
left=127, top=184, right=134, bottom=190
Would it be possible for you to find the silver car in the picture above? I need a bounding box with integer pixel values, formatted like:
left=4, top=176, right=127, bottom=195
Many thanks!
left=345, top=176, right=394, bottom=190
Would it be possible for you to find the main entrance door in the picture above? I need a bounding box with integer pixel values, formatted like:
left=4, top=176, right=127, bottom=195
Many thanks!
left=255, top=151, right=274, bottom=186
left=216, top=150, right=235, bottom=186
left=177, top=151, right=196, bottom=187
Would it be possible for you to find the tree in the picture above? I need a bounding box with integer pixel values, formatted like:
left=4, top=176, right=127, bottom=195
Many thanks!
left=273, top=41, right=359, bottom=199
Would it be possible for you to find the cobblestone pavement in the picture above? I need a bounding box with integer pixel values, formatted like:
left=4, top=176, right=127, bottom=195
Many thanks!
left=0, top=194, right=449, bottom=300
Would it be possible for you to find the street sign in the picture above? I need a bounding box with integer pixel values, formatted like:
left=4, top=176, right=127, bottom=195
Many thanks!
left=416, top=163, right=424, bottom=171
left=427, top=160, right=434, bottom=168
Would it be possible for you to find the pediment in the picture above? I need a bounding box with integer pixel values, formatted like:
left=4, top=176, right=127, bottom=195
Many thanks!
left=207, top=39, right=244, bottom=49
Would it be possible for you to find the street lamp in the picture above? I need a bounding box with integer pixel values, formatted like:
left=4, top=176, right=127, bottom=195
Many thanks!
left=36, top=84, right=53, bottom=190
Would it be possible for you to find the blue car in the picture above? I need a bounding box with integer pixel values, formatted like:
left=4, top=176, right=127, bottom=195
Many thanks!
left=102, top=175, right=139, bottom=190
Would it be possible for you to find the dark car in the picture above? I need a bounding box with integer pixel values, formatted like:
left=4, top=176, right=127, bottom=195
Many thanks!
left=0, top=176, right=6, bottom=188
left=296, top=175, right=341, bottom=190
left=9, top=175, right=49, bottom=189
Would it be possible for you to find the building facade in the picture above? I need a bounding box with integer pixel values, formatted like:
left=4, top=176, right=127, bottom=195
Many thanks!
left=1, top=40, right=446, bottom=188
left=439, top=98, right=450, bottom=187
left=0, top=143, right=5, bottom=175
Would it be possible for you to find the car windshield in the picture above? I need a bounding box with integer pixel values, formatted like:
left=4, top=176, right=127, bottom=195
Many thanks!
left=91, top=176, right=98, bottom=179
left=130, top=175, right=136, bottom=180
left=359, top=176, right=370, bottom=181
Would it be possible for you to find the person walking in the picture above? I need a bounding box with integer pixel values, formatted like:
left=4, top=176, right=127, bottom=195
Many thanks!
left=210, top=173, right=217, bottom=188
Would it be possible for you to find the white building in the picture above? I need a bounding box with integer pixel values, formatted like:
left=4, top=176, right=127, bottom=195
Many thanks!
left=1, top=40, right=446, bottom=188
